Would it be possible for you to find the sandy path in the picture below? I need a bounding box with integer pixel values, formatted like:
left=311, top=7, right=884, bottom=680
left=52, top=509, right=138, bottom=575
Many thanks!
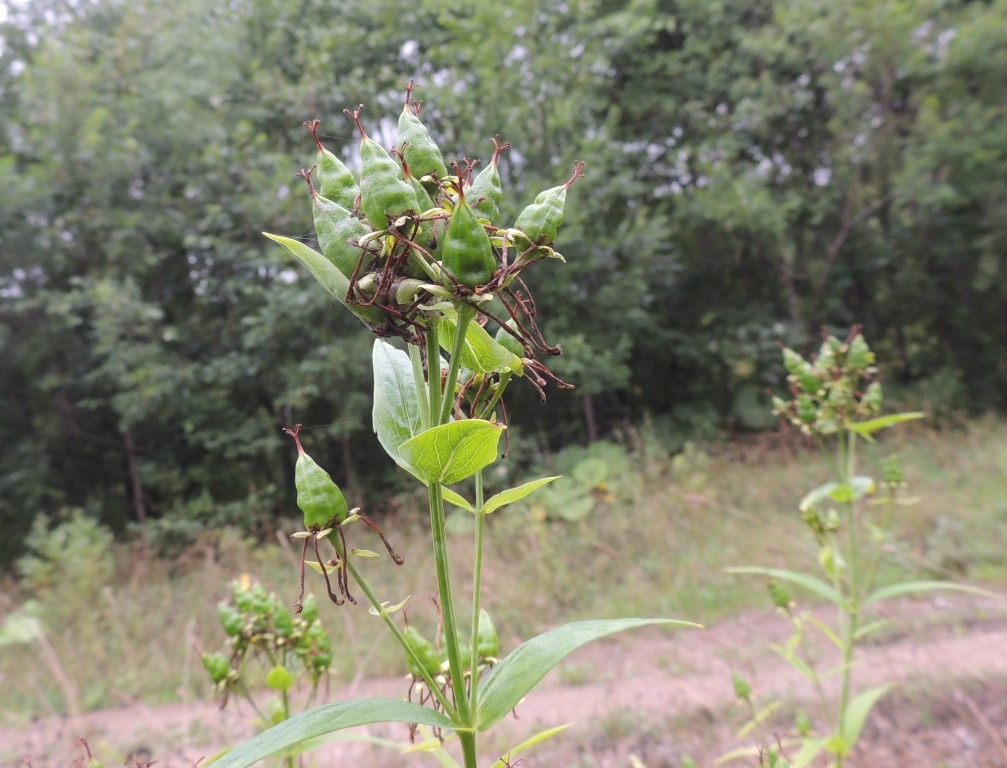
left=4, top=597, right=1005, bottom=767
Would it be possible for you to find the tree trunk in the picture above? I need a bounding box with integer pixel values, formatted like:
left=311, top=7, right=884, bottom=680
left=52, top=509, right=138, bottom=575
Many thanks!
left=123, top=427, right=146, bottom=523
left=583, top=392, right=599, bottom=443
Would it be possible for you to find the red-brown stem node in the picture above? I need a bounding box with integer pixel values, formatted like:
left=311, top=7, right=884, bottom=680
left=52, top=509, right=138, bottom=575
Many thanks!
left=450, top=161, right=471, bottom=193
left=344, top=105, right=367, bottom=138
left=564, top=161, right=586, bottom=190
left=358, top=514, right=405, bottom=564
left=490, top=136, right=511, bottom=166
left=283, top=424, right=305, bottom=454
left=295, top=168, right=319, bottom=197
left=303, top=119, right=326, bottom=153
left=400, top=79, right=417, bottom=106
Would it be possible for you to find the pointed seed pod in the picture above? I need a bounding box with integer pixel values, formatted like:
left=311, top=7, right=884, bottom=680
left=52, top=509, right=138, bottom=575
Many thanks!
left=732, top=671, right=752, bottom=701
left=297, top=170, right=371, bottom=279
left=273, top=602, right=295, bottom=636
left=202, top=652, right=230, bottom=684
left=846, top=333, right=874, bottom=370
left=476, top=608, right=500, bottom=658
left=304, top=120, right=359, bottom=211
left=285, top=424, right=349, bottom=529
left=403, top=624, right=441, bottom=678
left=514, top=161, right=584, bottom=246
left=300, top=593, right=319, bottom=623
left=217, top=601, right=244, bottom=636
left=441, top=169, right=497, bottom=288
left=397, top=150, right=435, bottom=212
left=495, top=319, right=525, bottom=358
left=467, top=136, right=510, bottom=225
left=346, top=106, right=419, bottom=231
left=397, top=83, right=449, bottom=181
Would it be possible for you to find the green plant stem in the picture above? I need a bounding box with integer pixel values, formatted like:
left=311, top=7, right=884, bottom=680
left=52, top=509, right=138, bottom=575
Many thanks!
left=410, top=343, right=430, bottom=430
left=344, top=557, right=457, bottom=719
left=440, top=304, right=475, bottom=425
left=836, top=430, right=861, bottom=768
left=478, top=372, right=511, bottom=420
left=426, top=322, right=442, bottom=426
left=468, top=471, right=486, bottom=714
left=428, top=481, right=473, bottom=725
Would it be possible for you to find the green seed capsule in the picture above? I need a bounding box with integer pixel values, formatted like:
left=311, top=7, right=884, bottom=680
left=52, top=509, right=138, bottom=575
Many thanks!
left=285, top=425, right=349, bottom=529
left=202, top=652, right=230, bottom=684
left=217, top=601, right=243, bottom=636
left=397, top=89, right=448, bottom=181
left=301, top=175, right=371, bottom=279
left=300, top=593, right=319, bottom=623
left=796, top=394, right=817, bottom=423
left=305, top=119, right=359, bottom=211
left=273, top=602, right=294, bottom=637
left=266, top=666, right=296, bottom=692
left=398, top=152, right=435, bottom=213
left=404, top=625, right=441, bottom=678
left=347, top=106, right=419, bottom=231
left=441, top=184, right=497, bottom=288
left=768, top=581, right=791, bottom=609
left=476, top=608, right=500, bottom=658
left=846, top=333, right=874, bottom=370
left=514, top=162, right=584, bottom=246
left=495, top=320, right=525, bottom=358
left=732, top=671, right=752, bottom=701
left=467, top=136, right=509, bottom=225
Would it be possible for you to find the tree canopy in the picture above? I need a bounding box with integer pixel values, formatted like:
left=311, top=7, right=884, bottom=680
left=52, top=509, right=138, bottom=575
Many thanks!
left=2, top=0, right=1005, bottom=560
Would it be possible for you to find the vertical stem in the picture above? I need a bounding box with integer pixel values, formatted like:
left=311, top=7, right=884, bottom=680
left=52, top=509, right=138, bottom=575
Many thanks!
left=836, top=430, right=860, bottom=767
left=281, top=688, right=294, bottom=768
left=440, top=305, right=475, bottom=425
left=410, top=342, right=430, bottom=430
left=344, top=558, right=457, bottom=719
left=426, top=322, right=441, bottom=428
left=469, top=471, right=486, bottom=714
left=428, top=481, right=473, bottom=726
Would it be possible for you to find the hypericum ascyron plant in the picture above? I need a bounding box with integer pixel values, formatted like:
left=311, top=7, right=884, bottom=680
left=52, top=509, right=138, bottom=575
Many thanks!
left=202, top=579, right=334, bottom=767
left=724, top=329, right=988, bottom=768
left=213, top=83, right=696, bottom=768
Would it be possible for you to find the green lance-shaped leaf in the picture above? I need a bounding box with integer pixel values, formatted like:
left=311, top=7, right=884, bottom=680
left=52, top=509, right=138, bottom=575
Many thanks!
left=475, top=618, right=700, bottom=730
left=479, top=477, right=560, bottom=515
left=513, top=162, right=584, bottom=246
left=441, top=486, right=475, bottom=512
left=847, top=412, right=924, bottom=440
left=725, top=567, right=847, bottom=608
left=839, top=684, right=892, bottom=755
left=347, top=107, right=418, bottom=231
left=863, top=580, right=997, bottom=607
left=372, top=340, right=424, bottom=466
left=397, top=101, right=449, bottom=181
left=263, top=234, right=383, bottom=326
left=439, top=313, right=523, bottom=375
left=305, top=119, right=359, bottom=210
left=398, top=420, right=504, bottom=485
left=207, top=699, right=455, bottom=768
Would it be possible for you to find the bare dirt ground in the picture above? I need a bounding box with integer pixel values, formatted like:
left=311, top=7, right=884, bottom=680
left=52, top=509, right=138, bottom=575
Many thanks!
left=5, top=595, right=1006, bottom=768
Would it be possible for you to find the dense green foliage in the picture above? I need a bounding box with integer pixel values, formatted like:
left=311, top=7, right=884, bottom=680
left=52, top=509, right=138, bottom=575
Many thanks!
left=2, top=0, right=1006, bottom=560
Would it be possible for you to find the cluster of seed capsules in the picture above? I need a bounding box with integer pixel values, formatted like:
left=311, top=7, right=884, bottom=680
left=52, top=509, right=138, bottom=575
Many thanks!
left=201, top=580, right=333, bottom=707
left=772, top=327, right=883, bottom=439
left=296, top=82, right=582, bottom=363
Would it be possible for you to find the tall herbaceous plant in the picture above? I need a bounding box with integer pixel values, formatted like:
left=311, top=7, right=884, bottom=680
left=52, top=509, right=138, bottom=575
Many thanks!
left=211, top=84, right=698, bottom=768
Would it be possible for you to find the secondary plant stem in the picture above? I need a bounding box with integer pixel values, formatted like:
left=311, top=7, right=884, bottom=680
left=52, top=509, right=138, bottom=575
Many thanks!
left=469, top=471, right=486, bottom=714
left=410, top=343, right=430, bottom=430
left=344, top=558, right=457, bottom=719
left=440, top=305, right=475, bottom=425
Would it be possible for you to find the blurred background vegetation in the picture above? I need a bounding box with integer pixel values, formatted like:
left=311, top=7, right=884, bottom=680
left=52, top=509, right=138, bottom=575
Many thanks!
left=1, top=0, right=1006, bottom=562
